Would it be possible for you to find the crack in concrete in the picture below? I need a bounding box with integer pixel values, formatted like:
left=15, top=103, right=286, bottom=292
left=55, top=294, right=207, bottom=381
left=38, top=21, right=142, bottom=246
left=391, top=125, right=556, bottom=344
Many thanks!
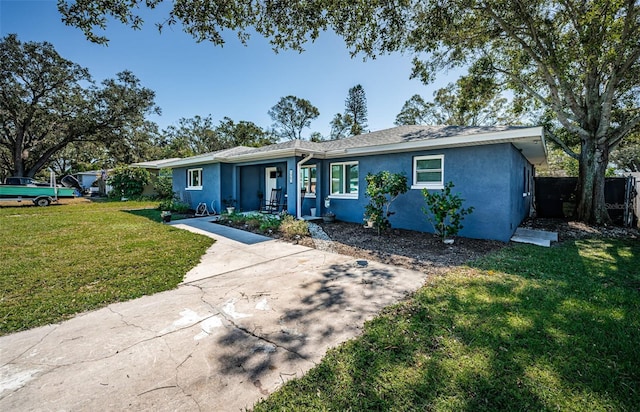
left=1, top=325, right=57, bottom=367
left=106, top=307, right=156, bottom=334
left=217, top=311, right=311, bottom=363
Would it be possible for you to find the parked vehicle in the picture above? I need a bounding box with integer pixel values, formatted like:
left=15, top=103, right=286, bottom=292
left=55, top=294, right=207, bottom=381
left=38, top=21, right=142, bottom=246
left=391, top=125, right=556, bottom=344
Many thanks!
left=0, top=174, right=80, bottom=206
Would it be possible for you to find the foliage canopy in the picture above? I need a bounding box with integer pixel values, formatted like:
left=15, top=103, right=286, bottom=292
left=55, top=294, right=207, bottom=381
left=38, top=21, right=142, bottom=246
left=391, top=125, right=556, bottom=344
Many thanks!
left=0, top=34, right=158, bottom=178
left=58, top=1, right=640, bottom=224
left=268, top=95, right=320, bottom=141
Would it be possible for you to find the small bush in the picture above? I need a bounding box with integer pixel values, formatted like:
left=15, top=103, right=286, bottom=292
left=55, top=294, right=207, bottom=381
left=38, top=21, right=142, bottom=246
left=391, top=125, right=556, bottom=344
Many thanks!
left=259, top=215, right=282, bottom=233
left=279, top=215, right=309, bottom=237
left=422, top=181, right=474, bottom=241
left=107, top=166, right=151, bottom=199
left=364, top=171, right=408, bottom=235
left=158, top=198, right=190, bottom=213
left=153, top=173, right=174, bottom=200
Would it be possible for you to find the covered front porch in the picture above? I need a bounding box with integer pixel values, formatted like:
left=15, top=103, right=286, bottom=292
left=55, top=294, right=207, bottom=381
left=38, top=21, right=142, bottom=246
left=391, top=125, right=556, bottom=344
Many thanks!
left=236, top=157, right=325, bottom=219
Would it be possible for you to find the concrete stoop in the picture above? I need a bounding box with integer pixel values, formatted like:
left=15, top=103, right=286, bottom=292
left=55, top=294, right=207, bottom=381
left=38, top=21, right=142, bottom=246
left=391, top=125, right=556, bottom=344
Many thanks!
left=511, top=227, right=558, bottom=247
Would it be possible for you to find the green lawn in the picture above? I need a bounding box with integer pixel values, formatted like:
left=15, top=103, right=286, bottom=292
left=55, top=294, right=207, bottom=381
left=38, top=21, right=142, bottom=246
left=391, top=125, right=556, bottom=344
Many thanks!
left=254, top=238, right=640, bottom=411
left=0, top=199, right=213, bottom=335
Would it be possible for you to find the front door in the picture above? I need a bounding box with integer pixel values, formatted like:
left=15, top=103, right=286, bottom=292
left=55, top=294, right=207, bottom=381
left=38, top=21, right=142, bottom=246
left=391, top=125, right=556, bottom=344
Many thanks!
left=265, top=167, right=278, bottom=202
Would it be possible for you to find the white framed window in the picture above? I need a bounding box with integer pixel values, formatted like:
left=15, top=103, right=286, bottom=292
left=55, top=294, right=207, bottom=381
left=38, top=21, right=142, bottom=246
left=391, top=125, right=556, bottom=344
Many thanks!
left=412, top=155, right=444, bottom=189
left=330, top=161, right=358, bottom=198
left=300, top=165, right=317, bottom=196
left=187, top=168, right=202, bottom=190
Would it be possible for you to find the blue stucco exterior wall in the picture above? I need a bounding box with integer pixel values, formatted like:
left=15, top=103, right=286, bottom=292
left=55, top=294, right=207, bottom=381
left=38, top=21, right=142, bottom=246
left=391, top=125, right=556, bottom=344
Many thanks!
left=171, top=142, right=534, bottom=241
left=315, top=143, right=530, bottom=242
left=172, top=163, right=221, bottom=212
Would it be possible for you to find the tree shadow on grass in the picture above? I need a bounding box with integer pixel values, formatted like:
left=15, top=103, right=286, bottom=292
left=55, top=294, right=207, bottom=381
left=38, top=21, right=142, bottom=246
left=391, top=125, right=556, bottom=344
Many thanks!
left=125, top=208, right=162, bottom=222
left=253, top=238, right=640, bottom=411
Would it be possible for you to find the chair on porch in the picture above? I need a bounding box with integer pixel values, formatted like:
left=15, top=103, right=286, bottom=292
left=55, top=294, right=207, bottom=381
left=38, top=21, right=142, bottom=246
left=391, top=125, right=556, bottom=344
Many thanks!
left=261, top=188, right=283, bottom=214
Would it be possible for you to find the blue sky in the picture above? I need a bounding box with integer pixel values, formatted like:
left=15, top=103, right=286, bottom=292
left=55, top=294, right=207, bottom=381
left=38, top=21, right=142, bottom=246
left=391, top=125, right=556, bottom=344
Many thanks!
left=1, top=0, right=459, bottom=139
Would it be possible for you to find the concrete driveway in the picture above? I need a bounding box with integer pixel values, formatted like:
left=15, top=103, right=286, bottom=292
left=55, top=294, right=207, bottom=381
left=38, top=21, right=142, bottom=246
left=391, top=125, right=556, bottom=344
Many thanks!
left=0, top=218, right=428, bottom=411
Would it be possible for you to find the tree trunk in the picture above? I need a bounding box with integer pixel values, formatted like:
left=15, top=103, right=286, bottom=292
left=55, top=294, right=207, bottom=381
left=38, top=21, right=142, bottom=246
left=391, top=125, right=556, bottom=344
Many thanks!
left=576, top=139, right=611, bottom=224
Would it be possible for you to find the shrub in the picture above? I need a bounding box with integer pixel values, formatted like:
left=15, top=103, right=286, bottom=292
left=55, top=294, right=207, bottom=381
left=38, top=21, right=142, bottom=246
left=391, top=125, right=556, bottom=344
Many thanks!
left=107, top=166, right=151, bottom=199
left=158, top=198, right=190, bottom=213
left=422, top=181, right=474, bottom=242
left=153, top=173, right=174, bottom=200
left=259, top=215, right=282, bottom=233
left=279, top=215, right=309, bottom=237
left=364, top=171, right=409, bottom=235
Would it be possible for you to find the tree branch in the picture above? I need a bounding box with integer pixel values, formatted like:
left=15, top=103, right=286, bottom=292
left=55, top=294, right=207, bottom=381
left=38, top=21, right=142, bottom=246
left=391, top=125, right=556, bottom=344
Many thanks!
left=545, top=129, right=580, bottom=160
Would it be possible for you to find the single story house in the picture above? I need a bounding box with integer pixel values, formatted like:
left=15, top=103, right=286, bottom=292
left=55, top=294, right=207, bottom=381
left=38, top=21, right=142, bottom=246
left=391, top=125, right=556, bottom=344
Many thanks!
left=162, top=125, right=547, bottom=242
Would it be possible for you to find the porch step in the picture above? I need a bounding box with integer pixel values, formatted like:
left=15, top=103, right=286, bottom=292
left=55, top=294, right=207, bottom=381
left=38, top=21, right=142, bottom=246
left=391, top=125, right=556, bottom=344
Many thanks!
left=510, top=228, right=558, bottom=247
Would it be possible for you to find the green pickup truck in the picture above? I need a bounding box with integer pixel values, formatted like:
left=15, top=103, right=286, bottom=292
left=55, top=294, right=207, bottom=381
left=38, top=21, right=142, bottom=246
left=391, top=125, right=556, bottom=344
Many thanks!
left=0, top=176, right=80, bottom=206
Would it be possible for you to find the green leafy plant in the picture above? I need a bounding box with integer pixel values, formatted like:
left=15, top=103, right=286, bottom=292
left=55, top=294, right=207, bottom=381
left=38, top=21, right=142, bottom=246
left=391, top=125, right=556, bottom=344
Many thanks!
left=422, top=181, right=474, bottom=242
left=107, top=166, right=151, bottom=199
left=364, top=171, right=408, bottom=235
left=223, top=196, right=236, bottom=208
left=259, top=214, right=282, bottom=233
left=158, top=198, right=190, bottom=213
left=153, top=172, right=174, bottom=200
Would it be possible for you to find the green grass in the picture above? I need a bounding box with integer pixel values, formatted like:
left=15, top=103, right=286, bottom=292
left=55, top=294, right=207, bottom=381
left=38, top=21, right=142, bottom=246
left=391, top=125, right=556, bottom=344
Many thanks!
left=254, top=238, right=640, bottom=411
left=0, top=200, right=213, bottom=335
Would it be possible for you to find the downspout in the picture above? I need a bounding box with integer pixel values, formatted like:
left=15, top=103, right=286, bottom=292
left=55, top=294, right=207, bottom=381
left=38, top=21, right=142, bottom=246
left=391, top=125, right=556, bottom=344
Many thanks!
left=296, top=154, right=314, bottom=219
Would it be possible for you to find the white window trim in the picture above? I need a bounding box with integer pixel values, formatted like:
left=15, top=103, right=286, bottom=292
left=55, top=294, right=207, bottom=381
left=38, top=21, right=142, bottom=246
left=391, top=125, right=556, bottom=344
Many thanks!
left=411, top=155, right=444, bottom=190
left=330, top=161, right=359, bottom=199
left=187, top=168, right=203, bottom=190
left=300, top=164, right=317, bottom=197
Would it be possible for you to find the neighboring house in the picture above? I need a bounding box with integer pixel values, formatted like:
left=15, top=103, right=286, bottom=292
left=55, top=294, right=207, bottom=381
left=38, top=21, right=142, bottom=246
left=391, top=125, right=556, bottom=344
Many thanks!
left=74, top=170, right=102, bottom=191
left=74, top=170, right=111, bottom=195
left=162, top=125, right=547, bottom=242
left=131, top=158, right=181, bottom=197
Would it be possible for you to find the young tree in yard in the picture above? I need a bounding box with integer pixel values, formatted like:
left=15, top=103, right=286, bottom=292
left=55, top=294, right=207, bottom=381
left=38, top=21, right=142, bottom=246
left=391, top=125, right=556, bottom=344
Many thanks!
left=422, top=182, right=474, bottom=243
left=364, top=171, right=408, bottom=235
left=268, top=96, right=320, bottom=141
left=58, top=1, right=640, bottom=224
left=0, top=34, right=158, bottom=178
left=344, top=84, right=368, bottom=135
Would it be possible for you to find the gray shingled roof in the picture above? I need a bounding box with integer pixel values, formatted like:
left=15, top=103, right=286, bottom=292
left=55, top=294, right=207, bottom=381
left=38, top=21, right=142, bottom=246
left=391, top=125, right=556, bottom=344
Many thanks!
left=317, top=125, right=528, bottom=151
left=162, top=124, right=545, bottom=167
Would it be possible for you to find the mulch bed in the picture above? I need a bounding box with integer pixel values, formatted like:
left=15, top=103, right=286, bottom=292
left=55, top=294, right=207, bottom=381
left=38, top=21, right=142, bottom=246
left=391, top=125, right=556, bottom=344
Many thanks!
left=217, top=216, right=639, bottom=274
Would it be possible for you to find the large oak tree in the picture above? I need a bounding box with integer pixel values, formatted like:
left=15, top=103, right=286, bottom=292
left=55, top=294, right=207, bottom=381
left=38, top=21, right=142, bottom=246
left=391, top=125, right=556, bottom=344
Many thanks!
left=0, top=34, right=158, bottom=179
left=59, top=0, right=640, bottom=224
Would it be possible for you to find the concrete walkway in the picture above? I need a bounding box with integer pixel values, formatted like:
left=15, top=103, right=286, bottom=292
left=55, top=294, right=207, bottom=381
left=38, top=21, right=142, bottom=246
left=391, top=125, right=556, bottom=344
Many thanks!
left=0, top=218, right=428, bottom=411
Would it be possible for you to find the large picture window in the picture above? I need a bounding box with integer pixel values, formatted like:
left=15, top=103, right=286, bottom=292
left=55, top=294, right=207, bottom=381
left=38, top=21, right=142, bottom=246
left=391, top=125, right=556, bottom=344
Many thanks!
left=300, top=165, right=317, bottom=196
left=330, top=161, right=358, bottom=197
left=412, top=155, right=444, bottom=189
left=187, top=168, right=202, bottom=190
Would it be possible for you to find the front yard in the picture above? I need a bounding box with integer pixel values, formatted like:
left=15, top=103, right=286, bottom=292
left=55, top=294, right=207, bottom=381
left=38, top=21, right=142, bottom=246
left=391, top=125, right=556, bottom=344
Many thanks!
left=2, top=200, right=638, bottom=410
left=0, top=199, right=212, bottom=335
left=254, top=237, right=640, bottom=411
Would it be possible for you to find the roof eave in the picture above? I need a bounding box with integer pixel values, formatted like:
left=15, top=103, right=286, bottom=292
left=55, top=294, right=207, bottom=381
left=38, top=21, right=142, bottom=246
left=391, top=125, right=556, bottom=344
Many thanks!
left=326, top=126, right=547, bottom=166
left=220, top=148, right=325, bottom=163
